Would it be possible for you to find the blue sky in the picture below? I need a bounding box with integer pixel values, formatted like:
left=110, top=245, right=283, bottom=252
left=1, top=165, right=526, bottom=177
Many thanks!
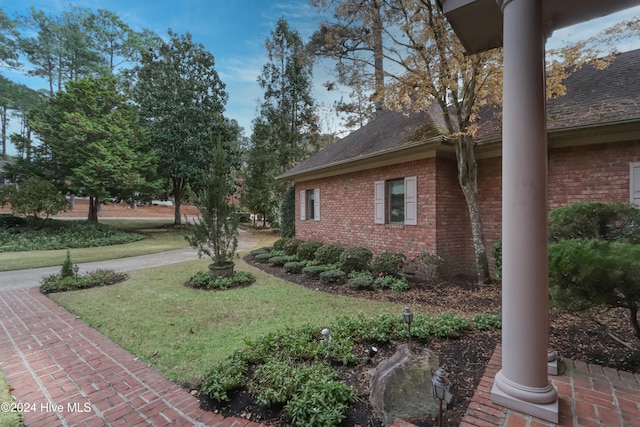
left=1, top=0, right=639, bottom=154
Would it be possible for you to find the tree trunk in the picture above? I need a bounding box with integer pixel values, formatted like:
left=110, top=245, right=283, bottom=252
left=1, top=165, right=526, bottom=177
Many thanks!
left=88, top=196, right=99, bottom=222
left=372, top=0, right=385, bottom=112
left=2, top=105, right=7, bottom=160
left=455, top=136, right=491, bottom=284
left=174, top=197, right=182, bottom=225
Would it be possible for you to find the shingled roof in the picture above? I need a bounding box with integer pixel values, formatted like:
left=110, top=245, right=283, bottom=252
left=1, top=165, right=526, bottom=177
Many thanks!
left=280, top=48, right=640, bottom=180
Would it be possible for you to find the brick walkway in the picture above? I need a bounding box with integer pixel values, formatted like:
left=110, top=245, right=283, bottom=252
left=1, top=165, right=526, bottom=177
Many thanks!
left=461, top=345, right=640, bottom=427
left=0, top=288, right=264, bottom=427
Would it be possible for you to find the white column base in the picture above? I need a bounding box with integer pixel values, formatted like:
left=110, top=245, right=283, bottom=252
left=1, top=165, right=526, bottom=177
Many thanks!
left=491, top=371, right=559, bottom=423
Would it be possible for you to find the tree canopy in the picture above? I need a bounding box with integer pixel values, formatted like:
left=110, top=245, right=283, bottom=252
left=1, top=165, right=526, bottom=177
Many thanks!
left=27, top=75, right=158, bottom=221
left=130, top=29, right=239, bottom=225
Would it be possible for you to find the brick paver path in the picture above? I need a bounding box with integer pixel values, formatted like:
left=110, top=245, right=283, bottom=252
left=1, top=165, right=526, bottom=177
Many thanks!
left=0, top=288, right=263, bottom=427
left=461, top=345, right=640, bottom=427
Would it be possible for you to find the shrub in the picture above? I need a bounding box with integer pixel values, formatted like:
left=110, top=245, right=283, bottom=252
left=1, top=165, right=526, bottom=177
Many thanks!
left=400, top=251, right=445, bottom=282
left=273, top=238, right=287, bottom=251
left=302, top=265, right=331, bottom=278
left=202, top=352, right=249, bottom=402
left=348, top=275, right=374, bottom=290
left=40, top=269, right=127, bottom=293
left=549, top=239, right=640, bottom=341
left=187, top=270, right=255, bottom=290
left=374, top=275, right=409, bottom=292
left=339, top=247, right=373, bottom=274
left=61, top=250, right=74, bottom=279
left=280, top=184, right=296, bottom=238
left=472, top=312, right=502, bottom=330
left=296, top=241, right=323, bottom=261
left=314, top=244, right=344, bottom=265
left=319, top=269, right=346, bottom=284
left=371, top=251, right=405, bottom=277
left=284, top=261, right=307, bottom=274
left=268, top=255, right=289, bottom=266
left=250, top=247, right=271, bottom=257
left=283, top=238, right=303, bottom=256
left=491, top=239, right=502, bottom=279
left=0, top=176, right=68, bottom=224
left=0, top=214, right=27, bottom=229
left=254, top=253, right=273, bottom=263
left=548, top=201, right=640, bottom=243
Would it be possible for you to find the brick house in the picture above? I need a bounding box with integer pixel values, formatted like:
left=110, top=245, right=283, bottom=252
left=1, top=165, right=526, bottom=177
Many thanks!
left=278, top=49, right=640, bottom=277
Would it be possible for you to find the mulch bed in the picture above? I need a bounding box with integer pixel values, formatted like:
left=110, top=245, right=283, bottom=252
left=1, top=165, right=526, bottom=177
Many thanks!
left=197, top=254, right=640, bottom=426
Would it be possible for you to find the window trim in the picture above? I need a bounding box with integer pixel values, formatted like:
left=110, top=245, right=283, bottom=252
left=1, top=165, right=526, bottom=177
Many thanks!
left=631, top=162, right=640, bottom=206
left=300, top=188, right=320, bottom=221
left=374, top=176, right=417, bottom=225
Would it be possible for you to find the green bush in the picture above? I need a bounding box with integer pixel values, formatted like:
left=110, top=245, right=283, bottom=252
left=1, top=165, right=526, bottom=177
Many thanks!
left=284, top=261, right=308, bottom=274
left=472, top=312, right=502, bottom=330
left=268, top=255, right=289, bottom=266
left=283, top=238, right=303, bottom=256
left=40, top=269, right=127, bottom=293
left=319, top=269, right=346, bottom=284
left=491, top=239, right=502, bottom=279
left=297, top=241, right=323, bottom=261
left=273, top=238, right=287, bottom=251
left=314, top=244, right=344, bottom=265
left=280, top=184, right=296, bottom=238
left=302, top=265, right=331, bottom=278
left=548, top=201, right=640, bottom=243
left=187, top=270, right=255, bottom=290
left=61, top=250, right=74, bottom=279
left=0, top=176, right=68, bottom=223
left=0, top=214, right=27, bottom=228
left=339, top=247, right=373, bottom=274
left=371, top=251, right=404, bottom=277
left=284, top=370, right=356, bottom=427
left=374, top=275, right=409, bottom=292
left=202, top=352, right=250, bottom=402
left=254, top=252, right=273, bottom=263
left=348, top=275, right=374, bottom=290
left=250, top=247, right=271, bottom=257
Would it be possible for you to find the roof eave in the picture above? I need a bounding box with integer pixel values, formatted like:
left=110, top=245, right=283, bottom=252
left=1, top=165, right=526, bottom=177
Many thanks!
left=277, top=136, right=448, bottom=182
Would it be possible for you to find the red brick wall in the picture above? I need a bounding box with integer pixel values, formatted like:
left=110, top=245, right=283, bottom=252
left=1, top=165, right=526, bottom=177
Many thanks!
left=477, top=139, right=640, bottom=276
left=295, top=158, right=439, bottom=257
left=435, top=157, right=475, bottom=276
left=295, top=139, right=639, bottom=279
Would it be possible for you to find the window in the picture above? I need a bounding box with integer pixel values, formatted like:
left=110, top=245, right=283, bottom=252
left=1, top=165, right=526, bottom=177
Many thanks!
left=631, top=162, right=640, bottom=206
left=374, top=176, right=417, bottom=225
left=300, top=188, right=320, bottom=220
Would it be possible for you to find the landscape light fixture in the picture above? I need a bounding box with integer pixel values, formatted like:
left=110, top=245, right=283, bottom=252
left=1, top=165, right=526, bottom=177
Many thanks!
left=367, top=346, right=378, bottom=365
left=73, top=264, right=80, bottom=281
left=432, top=367, right=452, bottom=427
left=403, top=307, right=413, bottom=349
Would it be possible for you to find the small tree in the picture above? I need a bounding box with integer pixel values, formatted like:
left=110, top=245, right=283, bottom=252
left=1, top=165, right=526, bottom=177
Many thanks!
left=186, top=142, right=239, bottom=270
left=0, top=176, right=68, bottom=225
left=279, top=184, right=296, bottom=238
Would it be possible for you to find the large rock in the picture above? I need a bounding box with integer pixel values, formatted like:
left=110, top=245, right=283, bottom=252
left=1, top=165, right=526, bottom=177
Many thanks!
left=369, top=346, right=442, bottom=426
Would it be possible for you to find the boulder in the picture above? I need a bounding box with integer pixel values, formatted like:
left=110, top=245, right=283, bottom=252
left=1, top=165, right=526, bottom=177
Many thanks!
left=369, top=346, right=442, bottom=426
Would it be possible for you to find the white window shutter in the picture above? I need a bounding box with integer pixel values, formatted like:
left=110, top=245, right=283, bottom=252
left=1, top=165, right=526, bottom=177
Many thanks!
left=314, top=189, right=320, bottom=221
left=300, top=190, right=306, bottom=220
left=404, top=176, right=417, bottom=225
left=631, top=163, right=640, bottom=206
left=374, top=181, right=385, bottom=224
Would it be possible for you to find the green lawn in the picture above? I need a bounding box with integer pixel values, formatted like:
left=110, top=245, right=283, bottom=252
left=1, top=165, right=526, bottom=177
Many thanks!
left=0, top=370, right=22, bottom=427
left=0, top=220, right=190, bottom=272
left=50, top=255, right=402, bottom=386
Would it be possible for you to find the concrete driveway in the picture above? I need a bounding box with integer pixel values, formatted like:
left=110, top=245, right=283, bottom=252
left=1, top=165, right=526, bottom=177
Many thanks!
left=0, top=228, right=258, bottom=291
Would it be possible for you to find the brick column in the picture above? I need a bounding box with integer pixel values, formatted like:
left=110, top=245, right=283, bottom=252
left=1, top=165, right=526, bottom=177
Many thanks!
left=491, top=0, right=559, bottom=422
